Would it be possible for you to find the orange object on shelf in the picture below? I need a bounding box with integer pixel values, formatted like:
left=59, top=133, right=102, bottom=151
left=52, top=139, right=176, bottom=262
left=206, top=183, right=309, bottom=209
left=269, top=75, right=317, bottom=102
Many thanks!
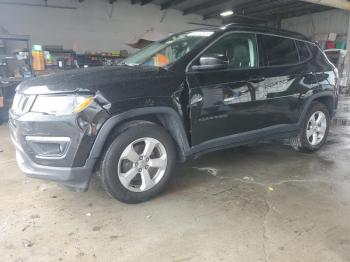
left=32, top=50, right=45, bottom=71
left=153, top=53, right=169, bottom=67
left=0, top=96, right=4, bottom=108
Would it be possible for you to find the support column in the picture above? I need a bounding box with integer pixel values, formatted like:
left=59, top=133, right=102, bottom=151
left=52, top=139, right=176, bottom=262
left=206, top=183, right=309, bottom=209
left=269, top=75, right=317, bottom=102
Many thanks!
left=344, top=13, right=350, bottom=91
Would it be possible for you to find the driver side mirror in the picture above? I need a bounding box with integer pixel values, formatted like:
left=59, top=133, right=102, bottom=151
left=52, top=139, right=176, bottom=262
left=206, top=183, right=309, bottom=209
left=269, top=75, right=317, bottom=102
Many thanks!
left=192, top=54, right=228, bottom=71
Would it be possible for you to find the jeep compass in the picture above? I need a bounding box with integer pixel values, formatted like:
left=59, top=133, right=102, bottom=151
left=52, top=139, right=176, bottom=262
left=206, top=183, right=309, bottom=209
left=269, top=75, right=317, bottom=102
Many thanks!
left=9, top=24, right=338, bottom=203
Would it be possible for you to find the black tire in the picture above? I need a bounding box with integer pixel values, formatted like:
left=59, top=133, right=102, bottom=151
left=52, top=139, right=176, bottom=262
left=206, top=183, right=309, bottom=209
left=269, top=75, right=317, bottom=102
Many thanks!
left=100, top=122, right=176, bottom=204
left=0, top=108, right=9, bottom=124
left=290, top=101, right=330, bottom=153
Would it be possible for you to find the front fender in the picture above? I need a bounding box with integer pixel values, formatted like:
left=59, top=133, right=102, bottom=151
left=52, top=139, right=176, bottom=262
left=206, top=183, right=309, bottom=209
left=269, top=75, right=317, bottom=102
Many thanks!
left=89, top=107, right=190, bottom=162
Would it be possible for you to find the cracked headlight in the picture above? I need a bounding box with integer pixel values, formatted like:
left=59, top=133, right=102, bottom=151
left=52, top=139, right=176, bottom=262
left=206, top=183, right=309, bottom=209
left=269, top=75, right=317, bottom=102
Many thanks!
left=31, top=94, right=94, bottom=115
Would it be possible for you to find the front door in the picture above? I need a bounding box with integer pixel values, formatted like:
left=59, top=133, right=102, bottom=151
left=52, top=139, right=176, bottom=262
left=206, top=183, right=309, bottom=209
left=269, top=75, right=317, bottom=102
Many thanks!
left=187, top=33, right=265, bottom=146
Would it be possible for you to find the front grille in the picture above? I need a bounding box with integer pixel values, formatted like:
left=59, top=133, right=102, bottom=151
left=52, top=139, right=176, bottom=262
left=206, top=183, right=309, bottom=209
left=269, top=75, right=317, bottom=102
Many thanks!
left=11, top=93, right=36, bottom=116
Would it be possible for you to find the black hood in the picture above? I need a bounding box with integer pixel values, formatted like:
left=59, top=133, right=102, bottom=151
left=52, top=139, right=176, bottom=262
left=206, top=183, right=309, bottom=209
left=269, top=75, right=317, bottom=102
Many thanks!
left=17, top=65, right=178, bottom=100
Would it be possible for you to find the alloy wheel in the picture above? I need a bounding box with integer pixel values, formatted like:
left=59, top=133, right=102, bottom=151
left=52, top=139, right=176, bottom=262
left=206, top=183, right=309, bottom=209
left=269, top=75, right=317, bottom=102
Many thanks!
left=306, top=111, right=327, bottom=146
left=117, top=137, right=167, bottom=192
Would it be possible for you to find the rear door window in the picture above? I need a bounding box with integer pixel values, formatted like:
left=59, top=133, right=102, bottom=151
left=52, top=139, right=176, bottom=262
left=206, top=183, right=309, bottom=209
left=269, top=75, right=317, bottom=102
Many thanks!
left=259, top=35, right=299, bottom=66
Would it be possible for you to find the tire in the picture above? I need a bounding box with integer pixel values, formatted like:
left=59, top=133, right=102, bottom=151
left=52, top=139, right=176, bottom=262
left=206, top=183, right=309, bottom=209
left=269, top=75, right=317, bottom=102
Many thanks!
left=290, top=101, right=330, bottom=153
left=100, top=122, right=176, bottom=204
left=0, top=108, right=9, bottom=124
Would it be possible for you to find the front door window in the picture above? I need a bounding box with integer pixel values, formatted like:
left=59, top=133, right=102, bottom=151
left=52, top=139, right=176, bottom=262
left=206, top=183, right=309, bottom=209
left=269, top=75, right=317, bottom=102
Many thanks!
left=202, top=33, right=258, bottom=69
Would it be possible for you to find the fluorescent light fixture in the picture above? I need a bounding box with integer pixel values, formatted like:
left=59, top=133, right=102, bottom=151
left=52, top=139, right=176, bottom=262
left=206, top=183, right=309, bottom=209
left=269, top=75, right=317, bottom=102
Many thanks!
left=220, top=10, right=234, bottom=17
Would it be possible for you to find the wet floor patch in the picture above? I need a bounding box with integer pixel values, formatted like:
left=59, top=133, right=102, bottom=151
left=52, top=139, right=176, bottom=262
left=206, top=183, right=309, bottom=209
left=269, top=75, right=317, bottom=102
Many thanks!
left=333, top=96, right=350, bottom=127
left=343, top=103, right=350, bottom=113
left=333, top=118, right=350, bottom=127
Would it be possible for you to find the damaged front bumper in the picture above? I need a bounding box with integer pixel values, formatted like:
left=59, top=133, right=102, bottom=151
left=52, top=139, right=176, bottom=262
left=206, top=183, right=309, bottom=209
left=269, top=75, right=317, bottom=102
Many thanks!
left=8, top=103, right=109, bottom=192
left=11, top=134, right=95, bottom=192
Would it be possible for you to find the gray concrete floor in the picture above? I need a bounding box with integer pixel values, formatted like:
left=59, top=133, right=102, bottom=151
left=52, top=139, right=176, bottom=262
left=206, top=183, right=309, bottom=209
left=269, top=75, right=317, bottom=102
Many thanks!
left=1, top=99, right=350, bottom=262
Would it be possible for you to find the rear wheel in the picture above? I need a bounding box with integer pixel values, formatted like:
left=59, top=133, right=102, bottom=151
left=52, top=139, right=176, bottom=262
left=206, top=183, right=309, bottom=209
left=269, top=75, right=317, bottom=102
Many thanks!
left=100, top=122, right=176, bottom=203
left=290, top=102, right=330, bottom=152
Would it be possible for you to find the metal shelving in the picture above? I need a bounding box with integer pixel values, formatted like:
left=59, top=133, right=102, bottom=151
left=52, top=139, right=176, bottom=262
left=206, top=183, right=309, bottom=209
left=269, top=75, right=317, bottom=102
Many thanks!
left=0, top=34, right=33, bottom=123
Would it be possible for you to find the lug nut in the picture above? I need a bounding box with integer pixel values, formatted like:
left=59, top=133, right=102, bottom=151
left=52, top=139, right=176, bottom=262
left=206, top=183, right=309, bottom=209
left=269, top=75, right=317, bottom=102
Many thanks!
left=139, top=156, right=143, bottom=160
left=138, top=168, right=142, bottom=172
left=145, top=165, right=149, bottom=169
left=146, top=157, right=149, bottom=162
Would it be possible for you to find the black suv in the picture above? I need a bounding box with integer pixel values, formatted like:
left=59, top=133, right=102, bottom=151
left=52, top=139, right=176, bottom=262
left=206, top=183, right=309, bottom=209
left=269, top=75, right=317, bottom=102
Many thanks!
left=9, top=24, right=338, bottom=203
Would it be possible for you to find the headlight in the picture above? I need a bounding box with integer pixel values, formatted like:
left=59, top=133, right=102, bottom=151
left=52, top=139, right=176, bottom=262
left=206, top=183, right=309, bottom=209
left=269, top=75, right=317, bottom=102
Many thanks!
left=12, top=94, right=36, bottom=115
left=31, top=95, right=94, bottom=115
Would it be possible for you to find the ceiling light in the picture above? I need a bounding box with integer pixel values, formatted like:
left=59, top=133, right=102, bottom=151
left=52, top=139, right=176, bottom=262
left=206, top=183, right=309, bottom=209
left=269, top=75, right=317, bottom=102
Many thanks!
left=220, top=10, right=234, bottom=17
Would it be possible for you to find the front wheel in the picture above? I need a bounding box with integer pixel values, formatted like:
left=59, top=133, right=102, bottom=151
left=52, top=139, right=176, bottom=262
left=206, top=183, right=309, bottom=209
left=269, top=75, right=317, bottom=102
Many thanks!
left=290, top=101, right=330, bottom=152
left=100, top=122, right=176, bottom=203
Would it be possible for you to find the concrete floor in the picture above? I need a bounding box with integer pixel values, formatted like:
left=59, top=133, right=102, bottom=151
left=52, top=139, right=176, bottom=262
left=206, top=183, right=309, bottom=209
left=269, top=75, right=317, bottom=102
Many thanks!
left=1, top=99, right=350, bottom=262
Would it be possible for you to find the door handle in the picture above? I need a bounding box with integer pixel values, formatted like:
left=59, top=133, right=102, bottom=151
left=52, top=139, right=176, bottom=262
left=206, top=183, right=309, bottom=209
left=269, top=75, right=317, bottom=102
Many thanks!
left=301, top=71, right=313, bottom=77
left=191, top=94, right=203, bottom=105
left=224, top=89, right=249, bottom=103
left=239, top=89, right=249, bottom=95
left=248, top=76, right=265, bottom=83
left=224, top=97, right=235, bottom=104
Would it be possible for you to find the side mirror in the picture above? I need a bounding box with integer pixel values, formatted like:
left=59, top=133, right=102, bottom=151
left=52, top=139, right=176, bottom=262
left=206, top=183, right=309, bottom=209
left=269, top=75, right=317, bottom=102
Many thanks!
left=192, top=54, right=228, bottom=71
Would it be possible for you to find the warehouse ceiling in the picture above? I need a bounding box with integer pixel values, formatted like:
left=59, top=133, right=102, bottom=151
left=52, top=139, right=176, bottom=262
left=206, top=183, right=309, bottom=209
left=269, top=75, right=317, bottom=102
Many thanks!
left=1, top=0, right=349, bottom=24
left=132, top=0, right=336, bottom=24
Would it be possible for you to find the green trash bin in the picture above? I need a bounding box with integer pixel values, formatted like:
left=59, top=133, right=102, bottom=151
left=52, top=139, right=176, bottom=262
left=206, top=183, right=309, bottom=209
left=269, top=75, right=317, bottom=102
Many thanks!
left=336, top=41, right=346, bottom=50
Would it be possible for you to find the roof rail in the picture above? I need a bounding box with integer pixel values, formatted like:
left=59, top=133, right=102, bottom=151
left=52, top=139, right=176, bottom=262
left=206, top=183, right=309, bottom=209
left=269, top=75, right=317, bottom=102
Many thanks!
left=223, top=23, right=309, bottom=41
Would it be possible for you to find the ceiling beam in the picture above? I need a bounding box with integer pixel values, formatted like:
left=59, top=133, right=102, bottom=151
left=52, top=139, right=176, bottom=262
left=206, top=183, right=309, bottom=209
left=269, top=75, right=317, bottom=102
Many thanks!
left=223, top=13, right=270, bottom=22
left=183, top=0, right=231, bottom=15
left=160, top=0, right=187, bottom=10
left=247, top=1, right=311, bottom=16
left=238, top=0, right=292, bottom=15
left=275, top=5, right=332, bottom=19
left=202, top=0, right=269, bottom=20
left=298, top=0, right=350, bottom=11
left=0, top=1, right=76, bottom=9
left=141, top=0, right=154, bottom=5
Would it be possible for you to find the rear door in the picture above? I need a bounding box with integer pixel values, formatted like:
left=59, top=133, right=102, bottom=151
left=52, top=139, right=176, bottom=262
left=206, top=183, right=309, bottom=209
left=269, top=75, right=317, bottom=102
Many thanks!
left=256, top=34, right=318, bottom=126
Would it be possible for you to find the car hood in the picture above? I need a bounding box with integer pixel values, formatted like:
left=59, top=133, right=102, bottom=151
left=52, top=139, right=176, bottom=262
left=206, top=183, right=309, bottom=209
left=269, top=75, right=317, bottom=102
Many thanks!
left=17, top=65, right=175, bottom=98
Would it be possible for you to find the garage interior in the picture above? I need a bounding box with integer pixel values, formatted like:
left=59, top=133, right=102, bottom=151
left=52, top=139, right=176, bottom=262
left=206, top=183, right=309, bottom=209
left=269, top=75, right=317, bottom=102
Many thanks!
left=1, top=0, right=350, bottom=261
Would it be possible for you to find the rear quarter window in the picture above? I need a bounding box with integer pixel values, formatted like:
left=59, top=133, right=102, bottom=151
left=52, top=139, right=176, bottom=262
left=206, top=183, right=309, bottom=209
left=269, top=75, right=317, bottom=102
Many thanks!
left=259, top=35, right=299, bottom=66
left=296, top=41, right=312, bottom=62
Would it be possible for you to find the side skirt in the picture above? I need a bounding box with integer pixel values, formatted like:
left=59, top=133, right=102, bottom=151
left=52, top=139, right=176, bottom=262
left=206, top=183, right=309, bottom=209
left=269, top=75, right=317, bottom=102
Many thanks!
left=186, top=124, right=299, bottom=160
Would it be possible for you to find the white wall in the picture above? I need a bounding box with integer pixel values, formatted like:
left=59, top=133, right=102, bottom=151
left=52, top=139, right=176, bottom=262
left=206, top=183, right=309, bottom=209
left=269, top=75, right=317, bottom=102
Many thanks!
left=0, top=0, right=220, bottom=53
left=282, top=9, right=349, bottom=39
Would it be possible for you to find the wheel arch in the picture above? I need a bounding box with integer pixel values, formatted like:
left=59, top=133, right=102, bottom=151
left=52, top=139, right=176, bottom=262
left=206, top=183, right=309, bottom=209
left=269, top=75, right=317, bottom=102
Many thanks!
left=313, top=96, right=335, bottom=117
left=89, top=107, right=190, bottom=164
left=299, top=92, right=336, bottom=126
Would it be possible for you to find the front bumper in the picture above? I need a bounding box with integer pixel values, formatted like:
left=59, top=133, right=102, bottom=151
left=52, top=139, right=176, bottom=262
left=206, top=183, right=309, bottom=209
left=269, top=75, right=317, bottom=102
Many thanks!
left=11, top=133, right=95, bottom=192
left=8, top=103, right=109, bottom=191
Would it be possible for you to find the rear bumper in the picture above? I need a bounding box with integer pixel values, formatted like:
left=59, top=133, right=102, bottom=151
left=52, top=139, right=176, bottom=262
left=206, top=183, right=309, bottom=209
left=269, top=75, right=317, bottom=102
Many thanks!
left=11, top=133, right=95, bottom=192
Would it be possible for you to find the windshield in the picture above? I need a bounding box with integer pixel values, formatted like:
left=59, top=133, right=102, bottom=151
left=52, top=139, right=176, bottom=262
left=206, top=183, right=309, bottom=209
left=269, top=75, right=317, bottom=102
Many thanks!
left=122, top=30, right=215, bottom=68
